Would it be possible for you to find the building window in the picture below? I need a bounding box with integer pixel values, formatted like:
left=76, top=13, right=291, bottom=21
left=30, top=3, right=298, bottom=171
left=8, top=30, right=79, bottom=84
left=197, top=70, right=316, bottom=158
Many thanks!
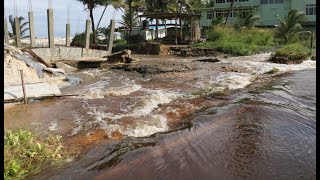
left=238, top=9, right=253, bottom=18
left=239, top=0, right=248, bottom=2
left=275, top=0, right=283, bottom=3
left=207, top=10, right=214, bottom=19
left=216, top=0, right=225, bottom=3
left=261, top=0, right=268, bottom=4
left=227, top=0, right=238, bottom=2
left=269, top=0, right=274, bottom=4
left=306, top=4, right=316, bottom=15
left=215, top=10, right=224, bottom=18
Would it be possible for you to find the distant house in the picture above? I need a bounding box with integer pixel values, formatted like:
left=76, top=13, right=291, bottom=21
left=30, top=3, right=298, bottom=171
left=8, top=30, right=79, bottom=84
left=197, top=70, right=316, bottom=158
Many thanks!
left=194, top=0, right=316, bottom=28
left=118, top=25, right=180, bottom=40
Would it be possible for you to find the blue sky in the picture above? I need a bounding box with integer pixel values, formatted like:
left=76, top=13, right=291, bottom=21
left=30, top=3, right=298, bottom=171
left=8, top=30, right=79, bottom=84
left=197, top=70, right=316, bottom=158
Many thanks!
left=5, top=0, right=124, bottom=38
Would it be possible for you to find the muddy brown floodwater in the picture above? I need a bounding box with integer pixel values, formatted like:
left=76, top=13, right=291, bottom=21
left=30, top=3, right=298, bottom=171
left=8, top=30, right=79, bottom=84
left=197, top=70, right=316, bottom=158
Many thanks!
left=4, top=54, right=316, bottom=179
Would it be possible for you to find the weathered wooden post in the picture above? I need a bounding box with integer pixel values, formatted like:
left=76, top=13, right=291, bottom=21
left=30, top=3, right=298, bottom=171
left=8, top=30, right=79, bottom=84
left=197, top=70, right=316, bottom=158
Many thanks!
left=107, top=19, right=115, bottom=55
left=20, top=70, right=27, bottom=104
left=85, top=19, right=91, bottom=49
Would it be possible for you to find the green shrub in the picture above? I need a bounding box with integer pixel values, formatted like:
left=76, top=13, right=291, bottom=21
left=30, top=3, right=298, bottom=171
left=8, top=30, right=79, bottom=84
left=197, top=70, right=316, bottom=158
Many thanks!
left=4, top=130, right=66, bottom=180
left=195, top=26, right=275, bottom=56
left=274, top=43, right=309, bottom=60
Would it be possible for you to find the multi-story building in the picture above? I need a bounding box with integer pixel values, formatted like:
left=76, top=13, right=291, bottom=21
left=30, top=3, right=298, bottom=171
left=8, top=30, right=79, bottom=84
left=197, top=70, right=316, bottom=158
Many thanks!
left=194, top=0, right=316, bottom=28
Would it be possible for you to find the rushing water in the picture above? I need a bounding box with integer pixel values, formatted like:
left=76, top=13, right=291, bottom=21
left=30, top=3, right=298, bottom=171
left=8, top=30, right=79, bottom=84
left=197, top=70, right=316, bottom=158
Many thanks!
left=4, top=55, right=316, bottom=179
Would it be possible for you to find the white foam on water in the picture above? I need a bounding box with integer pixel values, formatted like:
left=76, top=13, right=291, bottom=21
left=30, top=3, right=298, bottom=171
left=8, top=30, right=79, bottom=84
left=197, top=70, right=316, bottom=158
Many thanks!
left=215, top=72, right=255, bottom=90
left=79, top=80, right=110, bottom=99
left=69, top=114, right=84, bottom=136
left=87, top=90, right=183, bottom=120
left=123, top=115, right=169, bottom=137
left=104, top=84, right=142, bottom=96
left=81, top=69, right=106, bottom=77
left=233, top=60, right=316, bottom=75
left=210, top=58, right=316, bottom=91
left=48, top=121, right=58, bottom=131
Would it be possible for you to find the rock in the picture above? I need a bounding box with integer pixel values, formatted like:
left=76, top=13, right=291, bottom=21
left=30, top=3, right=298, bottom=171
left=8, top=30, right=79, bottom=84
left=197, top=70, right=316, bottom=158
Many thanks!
left=105, top=49, right=133, bottom=63
left=66, top=75, right=82, bottom=84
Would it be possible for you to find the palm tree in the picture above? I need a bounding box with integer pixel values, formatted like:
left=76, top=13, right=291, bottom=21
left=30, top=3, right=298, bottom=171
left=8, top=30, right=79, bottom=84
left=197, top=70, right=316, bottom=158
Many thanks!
left=8, top=15, right=30, bottom=39
left=275, top=9, right=306, bottom=44
left=77, top=0, right=125, bottom=44
left=118, top=10, right=139, bottom=27
left=235, top=12, right=261, bottom=29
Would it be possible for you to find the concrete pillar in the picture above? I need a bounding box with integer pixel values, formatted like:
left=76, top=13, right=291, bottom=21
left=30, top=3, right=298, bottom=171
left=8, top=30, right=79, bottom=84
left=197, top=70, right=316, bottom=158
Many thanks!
left=14, top=17, right=21, bottom=47
left=47, top=9, right=54, bottom=49
left=28, top=11, right=35, bottom=47
left=66, top=23, right=70, bottom=47
left=4, top=16, right=10, bottom=44
left=85, top=19, right=90, bottom=49
left=107, top=19, right=115, bottom=55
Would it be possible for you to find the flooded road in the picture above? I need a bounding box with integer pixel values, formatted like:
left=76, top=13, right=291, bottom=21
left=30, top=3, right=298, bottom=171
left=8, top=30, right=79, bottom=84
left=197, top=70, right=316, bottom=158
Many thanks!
left=4, top=54, right=316, bottom=179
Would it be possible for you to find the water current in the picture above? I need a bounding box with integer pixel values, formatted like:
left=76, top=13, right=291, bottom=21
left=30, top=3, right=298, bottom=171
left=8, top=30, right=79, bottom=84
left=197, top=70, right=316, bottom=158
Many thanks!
left=4, top=54, right=316, bottom=179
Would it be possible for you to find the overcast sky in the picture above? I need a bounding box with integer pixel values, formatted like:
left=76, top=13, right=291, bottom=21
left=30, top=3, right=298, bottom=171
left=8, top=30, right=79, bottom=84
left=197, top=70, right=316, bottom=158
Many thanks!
left=4, top=0, right=124, bottom=38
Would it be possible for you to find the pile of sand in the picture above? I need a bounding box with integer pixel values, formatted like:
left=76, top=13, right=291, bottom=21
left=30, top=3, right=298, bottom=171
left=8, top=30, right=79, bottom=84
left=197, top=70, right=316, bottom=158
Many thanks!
left=4, top=44, right=40, bottom=86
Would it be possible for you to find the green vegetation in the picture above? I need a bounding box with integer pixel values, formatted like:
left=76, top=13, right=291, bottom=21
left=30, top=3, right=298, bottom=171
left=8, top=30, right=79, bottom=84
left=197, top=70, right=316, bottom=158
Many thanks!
left=8, top=15, right=30, bottom=45
left=4, top=130, right=66, bottom=180
left=195, top=26, right=275, bottom=56
left=274, top=43, right=310, bottom=60
left=235, top=12, right=261, bottom=29
left=275, top=9, right=306, bottom=44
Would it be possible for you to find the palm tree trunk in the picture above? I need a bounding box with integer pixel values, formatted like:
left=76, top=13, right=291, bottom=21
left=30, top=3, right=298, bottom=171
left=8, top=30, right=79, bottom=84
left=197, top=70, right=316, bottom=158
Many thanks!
left=224, top=0, right=234, bottom=26
left=97, top=5, right=107, bottom=29
left=89, top=7, right=96, bottom=44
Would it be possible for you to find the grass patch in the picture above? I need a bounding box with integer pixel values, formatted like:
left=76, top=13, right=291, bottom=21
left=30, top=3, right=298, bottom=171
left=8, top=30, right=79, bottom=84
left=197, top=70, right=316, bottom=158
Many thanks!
left=274, top=43, right=310, bottom=60
left=194, top=26, right=275, bottom=56
left=4, top=130, right=67, bottom=180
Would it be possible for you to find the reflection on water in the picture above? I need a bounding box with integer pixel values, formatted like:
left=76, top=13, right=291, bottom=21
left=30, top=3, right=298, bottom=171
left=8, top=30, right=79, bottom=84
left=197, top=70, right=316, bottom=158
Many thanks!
left=27, top=69, right=316, bottom=179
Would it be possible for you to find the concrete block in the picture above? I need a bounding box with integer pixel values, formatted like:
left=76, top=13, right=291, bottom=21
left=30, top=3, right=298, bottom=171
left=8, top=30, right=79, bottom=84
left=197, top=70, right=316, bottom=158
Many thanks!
left=4, top=82, right=61, bottom=100
left=14, top=17, right=21, bottom=47
left=66, top=23, right=70, bottom=47
left=85, top=20, right=90, bottom=49
left=28, top=12, right=35, bottom=47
